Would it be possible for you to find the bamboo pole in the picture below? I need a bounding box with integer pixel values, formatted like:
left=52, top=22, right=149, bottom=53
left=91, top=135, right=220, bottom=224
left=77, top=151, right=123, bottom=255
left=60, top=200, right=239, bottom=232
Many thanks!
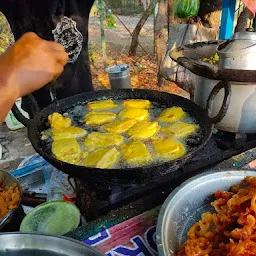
left=98, top=0, right=108, bottom=69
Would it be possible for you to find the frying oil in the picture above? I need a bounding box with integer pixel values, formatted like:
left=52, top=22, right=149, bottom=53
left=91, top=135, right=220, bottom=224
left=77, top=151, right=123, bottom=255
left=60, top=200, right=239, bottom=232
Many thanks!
left=41, top=99, right=202, bottom=169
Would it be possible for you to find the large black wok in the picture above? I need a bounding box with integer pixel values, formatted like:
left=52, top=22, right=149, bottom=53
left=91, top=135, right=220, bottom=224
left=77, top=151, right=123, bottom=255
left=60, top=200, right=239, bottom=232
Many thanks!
left=12, top=89, right=216, bottom=184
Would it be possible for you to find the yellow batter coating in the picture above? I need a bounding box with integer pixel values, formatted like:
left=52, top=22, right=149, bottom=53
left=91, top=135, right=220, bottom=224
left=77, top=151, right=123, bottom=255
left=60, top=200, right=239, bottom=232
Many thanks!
left=161, top=122, right=199, bottom=138
left=122, top=99, right=151, bottom=109
left=127, top=121, right=160, bottom=139
left=52, top=127, right=87, bottom=141
left=84, top=112, right=117, bottom=126
left=81, top=147, right=120, bottom=168
left=48, top=112, right=72, bottom=129
left=87, top=100, right=118, bottom=111
left=103, top=119, right=137, bottom=134
left=120, top=140, right=152, bottom=166
left=157, top=107, right=185, bottom=123
left=52, top=138, right=81, bottom=164
left=84, top=132, right=124, bottom=151
left=152, top=137, right=186, bottom=160
left=118, top=108, right=149, bottom=121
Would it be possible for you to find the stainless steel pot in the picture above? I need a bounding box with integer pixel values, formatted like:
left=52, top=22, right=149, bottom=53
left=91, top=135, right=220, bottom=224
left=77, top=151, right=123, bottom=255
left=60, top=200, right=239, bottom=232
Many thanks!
left=194, top=76, right=256, bottom=133
left=217, top=31, right=256, bottom=70
left=156, top=169, right=256, bottom=256
left=0, top=170, right=22, bottom=230
left=0, top=232, right=104, bottom=255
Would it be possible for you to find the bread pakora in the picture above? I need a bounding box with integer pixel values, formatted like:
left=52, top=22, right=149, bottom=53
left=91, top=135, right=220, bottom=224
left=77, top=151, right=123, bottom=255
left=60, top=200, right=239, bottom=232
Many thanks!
left=104, top=119, right=137, bottom=134
left=87, top=100, right=118, bottom=111
left=120, top=140, right=152, bottom=166
left=127, top=121, right=160, bottom=139
left=84, top=112, right=117, bottom=126
left=157, top=107, right=185, bottom=123
left=81, top=147, right=120, bottom=168
left=84, top=132, right=124, bottom=151
left=118, top=108, right=149, bottom=121
left=48, top=112, right=72, bottom=129
left=52, top=138, right=81, bottom=164
left=122, top=99, right=151, bottom=109
left=52, top=127, right=87, bottom=141
left=161, top=122, right=199, bottom=138
left=152, top=137, right=186, bottom=161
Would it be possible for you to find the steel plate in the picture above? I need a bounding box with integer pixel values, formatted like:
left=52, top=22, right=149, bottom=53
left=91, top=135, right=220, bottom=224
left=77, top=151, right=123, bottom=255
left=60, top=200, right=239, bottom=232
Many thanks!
left=156, top=169, right=256, bottom=256
left=0, top=233, right=103, bottom=256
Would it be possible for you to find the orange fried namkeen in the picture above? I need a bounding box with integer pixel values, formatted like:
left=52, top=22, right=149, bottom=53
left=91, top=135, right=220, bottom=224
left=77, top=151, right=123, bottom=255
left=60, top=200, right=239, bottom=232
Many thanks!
left=0, top=179, right=20, bottom=220
left=178, top=177, right=256, bottom=256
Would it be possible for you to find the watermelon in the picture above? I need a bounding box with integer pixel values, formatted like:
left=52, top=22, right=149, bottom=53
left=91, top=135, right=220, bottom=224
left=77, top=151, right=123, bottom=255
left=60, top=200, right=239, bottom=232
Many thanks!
left=174, top=0, right=200, bottom=19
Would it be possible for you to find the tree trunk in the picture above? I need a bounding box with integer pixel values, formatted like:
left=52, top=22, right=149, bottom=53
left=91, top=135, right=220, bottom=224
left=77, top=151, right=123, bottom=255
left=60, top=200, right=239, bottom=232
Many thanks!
left=128, top=0, right=156, bottom=56
left=198, top=0, right=222, bottom=29
left=235, top=7, right=254, bottom=32
left=155, top=0, right=167, bottom=86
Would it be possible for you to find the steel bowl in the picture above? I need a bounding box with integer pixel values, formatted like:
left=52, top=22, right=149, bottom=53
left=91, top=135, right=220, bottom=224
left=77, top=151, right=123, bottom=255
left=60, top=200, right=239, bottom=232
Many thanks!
left=0, top=170, right=22, bottom=230
left=0, top=232, right=104, bottom=255
left=156, top=169, right=256, bottom=256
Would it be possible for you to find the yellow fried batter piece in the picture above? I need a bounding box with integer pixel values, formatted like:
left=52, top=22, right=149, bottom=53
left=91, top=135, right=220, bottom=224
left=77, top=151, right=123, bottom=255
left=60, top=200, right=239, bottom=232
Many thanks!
left=81, top=147, right=120, bottom=168
left=52, top=127, right=87, bottom=141
left=161, top=122, right=199, bottom=138
left=84, top=112, right=117, bottom=126
left=48, top=112, right=72, bottom=129
left=127, top=121, right=160, bottom=139
left=157, top=107, right=185, bottom=123
left=52, top=138, right=81, bottom=164
left=118, top=108, right=149, bottom=121
left=104, top=119, right=137, bottom=134
left=152, top=138, right=186, bottom=161
left=122, top=99, right=151, bottom=109
left=120, top=140, right=152, bottom=166
left=87, top=100, right=118, bottom=111
left=84, top=132, right=124, bottom=151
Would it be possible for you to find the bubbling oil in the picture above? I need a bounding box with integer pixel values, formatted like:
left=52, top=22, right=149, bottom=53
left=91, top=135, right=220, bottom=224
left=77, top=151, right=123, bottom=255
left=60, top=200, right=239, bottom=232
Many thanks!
left=41, top=99, right=203, bottom=169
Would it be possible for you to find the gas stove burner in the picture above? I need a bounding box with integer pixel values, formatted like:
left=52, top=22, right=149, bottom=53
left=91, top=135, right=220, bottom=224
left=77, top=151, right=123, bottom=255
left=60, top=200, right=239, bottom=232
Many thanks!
left=74, top=131, right=256, bottom=220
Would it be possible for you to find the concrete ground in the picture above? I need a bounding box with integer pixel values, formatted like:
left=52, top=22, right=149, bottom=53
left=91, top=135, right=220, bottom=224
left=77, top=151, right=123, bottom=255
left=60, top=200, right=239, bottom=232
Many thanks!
left=0, top=125, right=35, bottom=172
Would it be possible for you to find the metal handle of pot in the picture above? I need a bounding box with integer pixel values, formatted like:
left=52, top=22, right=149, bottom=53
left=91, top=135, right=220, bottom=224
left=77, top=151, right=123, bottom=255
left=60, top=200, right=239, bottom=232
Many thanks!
left=11, top=94, right=40, bottom=127
left=206, top=80, right=231, bottom=124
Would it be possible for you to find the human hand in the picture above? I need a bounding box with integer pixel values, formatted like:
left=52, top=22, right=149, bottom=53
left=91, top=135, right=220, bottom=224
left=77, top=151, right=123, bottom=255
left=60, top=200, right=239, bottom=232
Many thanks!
left=0, top=32, right=68, bottom=99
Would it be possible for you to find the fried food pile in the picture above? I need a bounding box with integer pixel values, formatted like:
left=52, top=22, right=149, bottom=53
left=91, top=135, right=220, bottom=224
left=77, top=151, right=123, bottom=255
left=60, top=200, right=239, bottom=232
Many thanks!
left=44, top=99, right=199, bottom=169
left=0, top=179, right=20, bottom=220
left=178, top=176, right=256, bottom=256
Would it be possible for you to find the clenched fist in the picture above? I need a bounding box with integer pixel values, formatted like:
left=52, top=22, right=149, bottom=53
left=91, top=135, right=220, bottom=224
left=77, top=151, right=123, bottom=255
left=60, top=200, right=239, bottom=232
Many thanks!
left=0, top=32, right=68, bottom=99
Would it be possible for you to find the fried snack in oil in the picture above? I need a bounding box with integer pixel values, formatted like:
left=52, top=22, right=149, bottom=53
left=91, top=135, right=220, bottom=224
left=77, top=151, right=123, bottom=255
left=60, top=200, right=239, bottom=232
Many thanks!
left=52, top=138, right=81, bottom=164
left=104, top=119, right=137, bottom=134
left=84, top=132, right=124, bottom=151
left=48, top=112, right=72, bottom=129
left=178, top=176, right=256, bottom=256
left=120, top=140, right=152, bottom=166
left=0, top=179, right=20, bottom=220
left=84, top=111, right=117, bottom=126
left=152, top=137, right=186, bottom=160
left=157, top=107, right=185, bottom=123
left=52, top=127, right=87, bottom=141
left=81, top=147, right=120, bottom=168
left=122, top=99, right=151, bottom=109
left=118, top=108, right=149, bottom=121
left=127, top=121, right=160, bottom=139
left=87, top=100, right=118, bottom=111
left=161, top=122, right=199, bottom=138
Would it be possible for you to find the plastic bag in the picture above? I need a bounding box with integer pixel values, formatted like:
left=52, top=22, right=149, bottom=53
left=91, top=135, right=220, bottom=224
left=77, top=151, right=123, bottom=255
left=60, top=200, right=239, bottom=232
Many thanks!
left=160, top=24, right=218, bottom=95
left=174, top=0, right=200, bottom=19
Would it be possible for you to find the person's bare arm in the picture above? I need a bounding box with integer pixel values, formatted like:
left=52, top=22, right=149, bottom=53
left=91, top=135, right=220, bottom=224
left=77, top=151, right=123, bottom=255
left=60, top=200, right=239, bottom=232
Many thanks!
left=0, top=32, right=68, bottom=124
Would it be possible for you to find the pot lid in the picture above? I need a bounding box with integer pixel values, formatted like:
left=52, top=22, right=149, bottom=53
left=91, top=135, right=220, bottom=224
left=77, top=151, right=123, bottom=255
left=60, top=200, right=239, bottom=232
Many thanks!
left=217, top=31, right=256, bottom=57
